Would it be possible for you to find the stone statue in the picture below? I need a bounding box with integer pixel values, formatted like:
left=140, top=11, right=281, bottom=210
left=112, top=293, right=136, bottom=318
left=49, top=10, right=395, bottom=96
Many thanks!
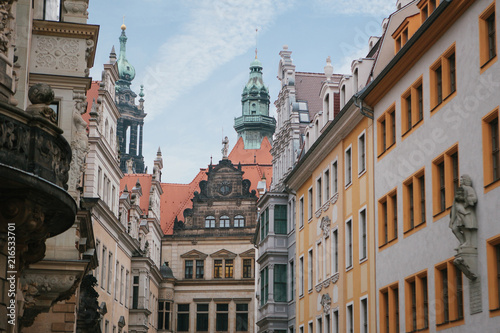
left=126, top=158, right=134, bottom=174
left=221, top=136, right=229, bottom=159
left=450, top=174, right=478, bottom=248
left=68, top=101, right=89, bottom=196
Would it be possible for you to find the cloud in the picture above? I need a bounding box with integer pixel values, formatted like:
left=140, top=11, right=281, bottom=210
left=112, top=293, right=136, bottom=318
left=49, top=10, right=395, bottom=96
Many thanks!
left=313, top=0, right=395, bottom=16
left=138, top=0, right=293, bottom=121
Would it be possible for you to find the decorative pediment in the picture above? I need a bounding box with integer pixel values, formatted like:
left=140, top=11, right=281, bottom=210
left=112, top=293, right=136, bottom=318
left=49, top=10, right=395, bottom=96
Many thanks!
left=239, top=248, right=255, bottom=258
left=180, top=249, right=208, bottom=259
left=210, top=249, right=237, bottom=259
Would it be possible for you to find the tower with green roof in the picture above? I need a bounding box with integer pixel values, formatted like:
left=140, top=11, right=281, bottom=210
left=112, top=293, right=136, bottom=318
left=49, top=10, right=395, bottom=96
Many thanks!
left=234, top=54, right=276, bottom=149
left=115, top=24, right=146, bottom=174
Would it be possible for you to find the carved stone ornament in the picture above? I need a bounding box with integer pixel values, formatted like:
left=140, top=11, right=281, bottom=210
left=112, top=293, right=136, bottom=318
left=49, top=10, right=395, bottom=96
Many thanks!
left=68, top=90, right=89, bottom=195
left=322, top=279, right=330, bottom=288
left=0, top=1, right=15, bottom=55
left=320, top=216, right=331, bottom=237
left=63, top=0, right=89, bottom=17
left=330, top=273, right=339, bottom=284
left=330, top=192, right=339, bottom=205
left=315, top=283, right=322, bottom=293
left=25, top=83, right=57, bottom=124
left=320, top=293, right=332, bottom=314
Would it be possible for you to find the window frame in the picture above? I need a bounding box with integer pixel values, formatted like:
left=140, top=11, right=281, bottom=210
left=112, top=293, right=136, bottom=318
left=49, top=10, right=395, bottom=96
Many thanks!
left=332, top=159, right=339, bottom=195
left=404, top=270, right=429, bottom=332
left=308, top=187, right=313, bottom=221
left=432, top=144, right=459, bottom=220
left=358, top=130, right=367, bottom=176
left=378, top=188, right=398, bottom=249
left=358, top=206, right=368, bottom=263
left=479, top=2, right=497, bottom=73
left=196, top=303, right=209, bottom=332
left=308, top=248, right=314, bottom=292
left=345, top=218, right=353, bottom=270
left=403, top=168, right=427, bottom=236
left=377, top=104, right=397, bottom=158
left=434, top=259, right=464, bottom=329
left=345, top=145, right=353, bottom=188
left=429, top=43, right=457, bottom=113
left=379, top=282, right=399, bottom=333
left=486, top=234, right=500, bottom=317
left=401, top=76, right=424, bottom=138
left=482, top=108, right=500, bottom=191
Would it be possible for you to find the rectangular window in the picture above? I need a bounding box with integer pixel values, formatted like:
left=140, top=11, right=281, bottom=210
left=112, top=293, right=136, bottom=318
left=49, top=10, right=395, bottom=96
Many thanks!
left=317, top=317, right=322, bottom=333
left=325, top=314, right=330, bottom=333
left=379, top=283, right=399, bottom=333
left=132, top=276, right=139, bottom=309
left=432, top=145, right=459, bottom=218
left=404, top=271, right=428, bottom=332
left=300, top=196, right=305, bottom=228
left=185, top=260, right=193, bottom=279
left=361, top=298, right=368, bottom=333
left=358, top=132, right=366, bottom=174
left=333, top=229, right=338, bottom=273
left=101, top=247, right=107, bottom=288
left=114, top=261, right=119, bottom=299
left=243, top=259, right=252, bottom=278
left=378, top=189, right=398, bottom=248
left=43, top=0, right=61, bottom=21
left=430, top=44, right=456, bottom=111
left=346, top=219, right=353, bottom=268
left=332, top=161, right=338, bottom=194
left=225, top=259, right=233, bottom=278
left=119, top=266, right=124, bottom=303
left=378, top=105, right=396, bottom=157
left=487, top=236, right=500, bottom=316
left=274, top=264, right=287, bottom=302
left=308, top=249, right=313, bottom=291
left=236, top=303, right=249, bottom=331
left=435, top=259, right=464, bottom=328
left=275, top=205, right=288, bottom=234
left=480, top=3, right=497, bottom=70
left=345, top=147, right=352, bottom=186
left=289, top=260, right=295, bottom=301
left=214, top=260, right=223, bottom=279
left=333, top=309, right=339, bottom=333
left=346, top=304, right=354, bottom=333
left=196, top=260, right=204, bottom=279
left=216, top=304, right=229, bottom=331
left=403, top=169, right=426, bottom=235
left=177, top=304, right=190, bottom=332
left=196, top=303, right=209, bottom=331
left=299, top=256, right=304, bottom=296
left=158, top=300, right=171, bottom=330
left=309, top=322, right=313, bottom=333
left=483, top=109, right=500, bottom=188
left=359, top=209, right=367, bottom=261
left=325, top=169, right=330, bottom=200
left=317, top=177, right=322, bottom=209
left=401, top=77, right=424, bottom=136
left=308, top=187, right=313, bottom=220
left=260, top=208, right=269, bottom=240
left=261, top=267, right=269, bottom=306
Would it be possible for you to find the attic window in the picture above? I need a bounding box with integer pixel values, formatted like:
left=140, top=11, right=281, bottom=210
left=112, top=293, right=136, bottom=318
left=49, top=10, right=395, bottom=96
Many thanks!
left=418, top=0, right=437, bottom=23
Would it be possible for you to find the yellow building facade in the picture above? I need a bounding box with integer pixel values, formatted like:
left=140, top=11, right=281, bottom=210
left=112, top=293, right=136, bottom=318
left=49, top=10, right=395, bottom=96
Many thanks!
left=287, top=96, right=375, bottom=332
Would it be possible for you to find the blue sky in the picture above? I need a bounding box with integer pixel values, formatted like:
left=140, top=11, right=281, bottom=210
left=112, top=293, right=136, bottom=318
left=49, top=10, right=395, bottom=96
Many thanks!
left=88, top=0, right=396, bottom=183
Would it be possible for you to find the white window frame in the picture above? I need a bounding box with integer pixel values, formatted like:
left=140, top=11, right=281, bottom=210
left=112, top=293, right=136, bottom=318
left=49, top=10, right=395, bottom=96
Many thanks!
left=360, top=295, right=369, bottom=333
left=308, top=247, right=313, bottom=292
left=308, top=186, right=313, bottom=221
left=358, top=205, right=368, bottom=263
left=332, top=227, right=339, bottom=275
left=299, top=195, right=305, bottom=229
left=315, top=240, right=322, bottom=284
left=332, top=158, right=338, bottom=195
left=308, top=320, right=314, bottom=333
left=316, top=175, right=322, bottom=210
left=345, top=145, right=353, bottom=188
left=299, top=325, right=305, bottom=333
left=324, top=166, right=331, bottom=202
left=299, top=255, right=304, bottom=297
left=345, top=218, right=353, bottom=270
left=358, top=130, right=366, bottom=177
left=316, top=315, right=323, bottom=333
left=346, top=302, right=354, bottom=333
left=332, top=308, right=339, bottom=333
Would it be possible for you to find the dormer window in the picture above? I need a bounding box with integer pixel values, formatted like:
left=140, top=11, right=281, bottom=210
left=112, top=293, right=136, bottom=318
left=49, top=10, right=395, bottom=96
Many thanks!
left=418, top=0, right=437, bottom=23
left=394, top=26, right=409, bottom=53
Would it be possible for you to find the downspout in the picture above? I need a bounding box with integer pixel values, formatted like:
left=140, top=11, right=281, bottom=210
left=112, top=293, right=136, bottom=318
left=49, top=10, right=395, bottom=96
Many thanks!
left=354, top=93, right=373, bottom=119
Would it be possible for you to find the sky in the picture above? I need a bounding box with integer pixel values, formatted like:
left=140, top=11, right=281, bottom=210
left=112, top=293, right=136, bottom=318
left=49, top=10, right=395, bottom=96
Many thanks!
left=87, top=0, right=397, bottom=183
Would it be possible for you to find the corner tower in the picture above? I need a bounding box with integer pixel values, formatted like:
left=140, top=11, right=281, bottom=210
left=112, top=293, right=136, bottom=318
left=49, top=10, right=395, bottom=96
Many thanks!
left=115, top=24, right=146, bottom=174
left=234, top=54, right=276, bottom=149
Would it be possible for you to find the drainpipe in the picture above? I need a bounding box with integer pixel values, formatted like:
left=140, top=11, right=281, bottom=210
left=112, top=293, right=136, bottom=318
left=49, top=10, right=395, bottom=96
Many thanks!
left=354, top=94, right=373, bottom=119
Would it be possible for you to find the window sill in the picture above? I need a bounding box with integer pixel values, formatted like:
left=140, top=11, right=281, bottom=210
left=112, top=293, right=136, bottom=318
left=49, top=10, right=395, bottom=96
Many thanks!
left=484, top=178, right=500, bottom=193
left=346, top=265, right=353, bottom=273
left=378, top=237, right=398, bottom=251
left=436, top=317, right=464, bottom=331
left=345, top=182, right=352, bottom=190
left=308, top=217, right=313, bottom=224
left=401, top=118, right=424, bottom=141
left=359, top=257, right=368, bottom=265
left=430, top=91, right=456, bottom=115
left=433, top=208, right=450, bottom=222
left=480, top=54, right=497, bottom=74
left=489, top=307, right=500, bottom=317
left=377, top=142, right=396, bottom=160
left=358, top=169, right=366, bottom=179
left=403, top=220, right=427, bottom=238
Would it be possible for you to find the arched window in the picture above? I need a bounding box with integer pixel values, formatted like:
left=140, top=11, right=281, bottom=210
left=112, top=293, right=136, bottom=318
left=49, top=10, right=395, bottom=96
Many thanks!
left=234, top=215, right=245, bottom=227
left=220, top=215, right=230, bottom=228
left=205, top=216, right=215, bottom=228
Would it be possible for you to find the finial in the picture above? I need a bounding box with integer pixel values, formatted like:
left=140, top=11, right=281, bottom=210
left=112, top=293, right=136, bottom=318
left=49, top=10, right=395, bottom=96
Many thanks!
left=255, top=28, right=259, bottom=59
left=139, top=84, right=145, bottom=98
left=283, top=45, right=288, bottom=50
left=121, top=15, right=126, bottom=31
left=324, top=56, right=333, bottom=81
left=210, top=155, right=213, bottom=165
left=157, top=147, right=162, bottom=156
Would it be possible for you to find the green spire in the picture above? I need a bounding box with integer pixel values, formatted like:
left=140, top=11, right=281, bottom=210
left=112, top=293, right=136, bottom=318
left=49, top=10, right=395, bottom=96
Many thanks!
left=117, top=25, right=136, bottom=83
left=139, top=84, right=145, bottom=98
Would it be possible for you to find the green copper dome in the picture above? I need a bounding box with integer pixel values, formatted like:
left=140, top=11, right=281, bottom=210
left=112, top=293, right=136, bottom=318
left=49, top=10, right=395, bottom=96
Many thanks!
left=117, top=26, right=136, bottom=82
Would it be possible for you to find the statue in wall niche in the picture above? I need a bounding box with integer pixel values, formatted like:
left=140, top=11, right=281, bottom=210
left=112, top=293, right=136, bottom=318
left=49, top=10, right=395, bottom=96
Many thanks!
left=68, top=100, right=90, bottom=195
left=126, top=158, right=134, bottom=174
left=449, top=174, right=478, bottom=248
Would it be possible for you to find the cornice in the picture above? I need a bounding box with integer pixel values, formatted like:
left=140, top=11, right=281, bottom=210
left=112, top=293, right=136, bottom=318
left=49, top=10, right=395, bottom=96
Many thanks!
left=29, top=73, right=91, bottom=90
left=32, top=20, right=99, bottom=67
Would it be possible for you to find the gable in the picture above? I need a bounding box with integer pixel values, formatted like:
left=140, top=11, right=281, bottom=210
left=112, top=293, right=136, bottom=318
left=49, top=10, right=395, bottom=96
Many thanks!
left=210, top=249, right=237, bottom=259
left=180, top=249, right=208, bottom=259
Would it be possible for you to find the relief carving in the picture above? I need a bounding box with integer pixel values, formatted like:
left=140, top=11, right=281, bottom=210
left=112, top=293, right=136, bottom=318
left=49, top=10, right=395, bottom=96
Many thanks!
left=320, top=293, right=331, bottom=314
left=63, top=0, right=89, bottom=17
left=320, top=216, right=331, bottom=237
left=0, top=1, right=15, bottom=55
left=33, top=36, right=83, bottom=73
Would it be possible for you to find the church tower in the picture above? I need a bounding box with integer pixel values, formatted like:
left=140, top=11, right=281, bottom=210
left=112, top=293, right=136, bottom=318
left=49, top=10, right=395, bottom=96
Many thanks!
left=234, top=54, right=276, bottom=149
left=115, top=24, right=146, bottom=174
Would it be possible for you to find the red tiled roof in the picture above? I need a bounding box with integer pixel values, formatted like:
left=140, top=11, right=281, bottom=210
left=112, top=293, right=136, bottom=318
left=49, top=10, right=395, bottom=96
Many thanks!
left=83, top=81, right=100, bottom=126
left=120, top=174, right=153, bottom=215
left=228, top=136, right=272, bottom=165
